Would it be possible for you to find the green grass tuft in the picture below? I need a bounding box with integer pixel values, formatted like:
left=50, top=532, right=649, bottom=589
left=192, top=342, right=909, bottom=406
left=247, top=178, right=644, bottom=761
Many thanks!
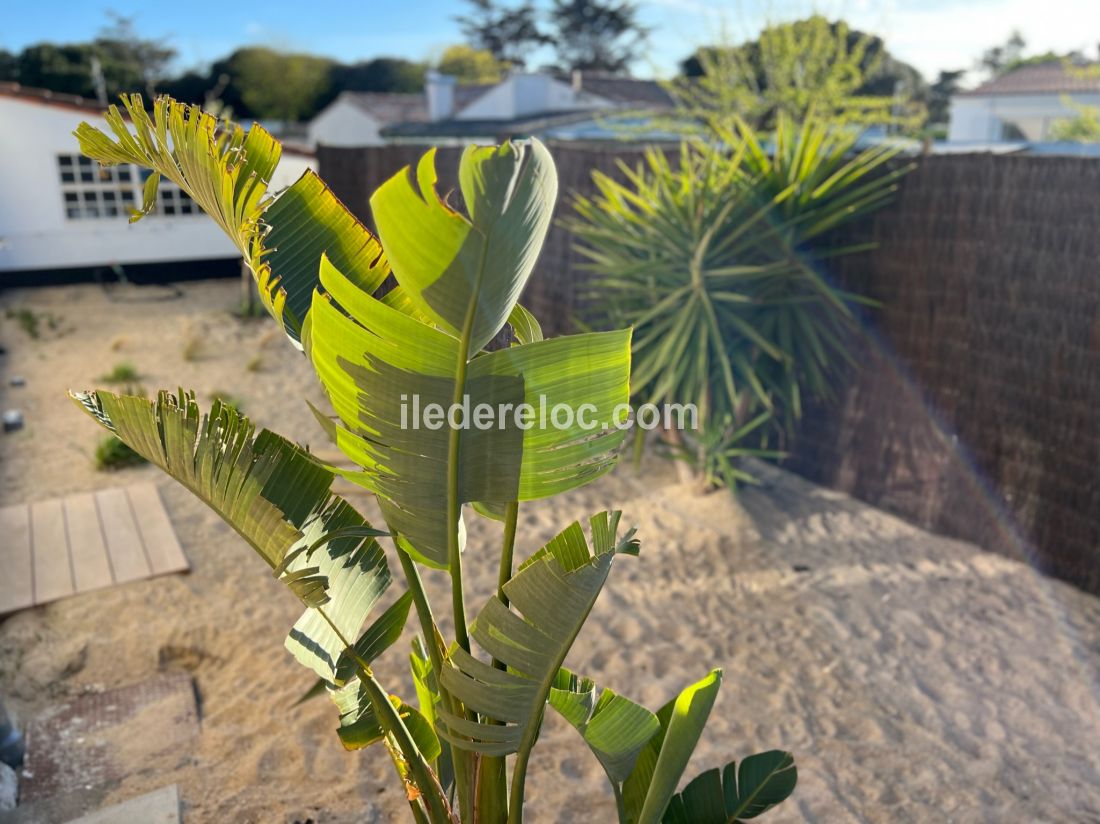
left=95, top=435, right=148, bottom=471
left=5, top=308, right=40, bottom=339
left=100, top=362, right=141, bottom=383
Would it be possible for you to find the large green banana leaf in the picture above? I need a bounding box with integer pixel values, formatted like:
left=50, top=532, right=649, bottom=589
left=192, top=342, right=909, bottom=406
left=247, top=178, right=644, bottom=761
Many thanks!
left=306, top=250, right=631, bottom=568
left=370, top=142, right=556, bottom=358
left=74, top=95, right=390, bottom=345
left=662, top=751, right=797, bottom=823
left=548, top=669, right=795, bottom=824
left=623, top=669, right=723, bottom=824
left=548, top=668, right=661, bottom=786
left=69, top=389, right=391, bottom=685
left=434, top=512, right=639, bottom=756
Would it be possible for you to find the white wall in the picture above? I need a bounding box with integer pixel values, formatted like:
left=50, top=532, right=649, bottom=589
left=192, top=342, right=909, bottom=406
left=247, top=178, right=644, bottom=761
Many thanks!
left=0, top=98, right=315, bottom=273
left=949, top=93, right=1100, bottom=142
left=307, top=99, right=384, bottom=147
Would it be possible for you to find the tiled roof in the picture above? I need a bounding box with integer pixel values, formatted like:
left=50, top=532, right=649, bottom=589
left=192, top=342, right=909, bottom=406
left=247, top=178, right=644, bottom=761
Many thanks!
left=960, top=62, right=1100, bottom=96
left=0, top=83, right=113, bottom=113
left=574, top=72, right=674, bottom=108
left=340, top=92, right=429, bottom=123
left=381, top=109, right=601, bottom=140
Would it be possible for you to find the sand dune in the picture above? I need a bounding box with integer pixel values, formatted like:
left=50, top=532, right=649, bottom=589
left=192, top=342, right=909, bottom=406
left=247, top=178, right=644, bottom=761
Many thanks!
left=2, top=281, right=1100, bottom=822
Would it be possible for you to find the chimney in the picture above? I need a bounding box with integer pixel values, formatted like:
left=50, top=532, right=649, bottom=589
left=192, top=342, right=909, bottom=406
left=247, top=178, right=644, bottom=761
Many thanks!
left=426, top=71, right=457, bottom=121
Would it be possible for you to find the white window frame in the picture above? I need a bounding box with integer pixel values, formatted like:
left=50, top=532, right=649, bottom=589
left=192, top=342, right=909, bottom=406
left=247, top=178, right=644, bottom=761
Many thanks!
left=57, top=154, right=201, bottom=220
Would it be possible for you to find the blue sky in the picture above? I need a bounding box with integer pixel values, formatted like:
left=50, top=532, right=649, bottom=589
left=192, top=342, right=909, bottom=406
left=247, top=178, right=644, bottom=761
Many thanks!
left=3, top=0, right=1100, bottom=82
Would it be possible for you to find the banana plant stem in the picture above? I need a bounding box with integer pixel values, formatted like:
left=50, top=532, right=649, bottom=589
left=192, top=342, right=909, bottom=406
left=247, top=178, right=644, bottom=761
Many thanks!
left=508, top=748, right=533, bottom=823
left=494, top=501, right=520, bottom=663
left=498, top=502, right=519, bottom=602
left=396, top=546, right=476, bottom=821
left=447, top=301, right=479, bottom=655
left=316, top=606, right=454, bottom=823
left=396, top=547, right=450, bottom=701
left=476, top=500, right=521, bottom=819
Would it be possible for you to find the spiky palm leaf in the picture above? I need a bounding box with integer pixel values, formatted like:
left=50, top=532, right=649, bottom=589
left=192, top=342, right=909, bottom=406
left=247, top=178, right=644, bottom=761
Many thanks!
left=570, top=116, right=913, bottom=439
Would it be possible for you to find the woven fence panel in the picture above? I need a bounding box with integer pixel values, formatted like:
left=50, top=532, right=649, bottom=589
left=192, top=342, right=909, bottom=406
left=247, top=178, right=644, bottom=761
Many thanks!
left=786, top=154, right=1100, bottom=593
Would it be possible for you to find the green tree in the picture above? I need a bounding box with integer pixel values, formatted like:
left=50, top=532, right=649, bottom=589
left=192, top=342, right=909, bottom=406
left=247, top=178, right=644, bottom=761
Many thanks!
left=8, top=14, right=174, bottom=101
left=229, top=47, right=332, bottom=124
left=550, top=0, right=647, bottom=73
left=978, top=30, right=1027, bottom=76
left=928, top=69, right=965, bottom=125
left=94, top=13, right=175, bottom=97
left=1050, top=97, right=1100, bottom=142
left=436, top=44, right=504, bottom=83
left=0, top=49, right=16, bottom=81
left=13, top=43, right=96, bottom=97
left=673, top=16, right=926, bottom=131
left=456, top=0, right=549, bottom=70
left=331, top=57, right=426, bottom=94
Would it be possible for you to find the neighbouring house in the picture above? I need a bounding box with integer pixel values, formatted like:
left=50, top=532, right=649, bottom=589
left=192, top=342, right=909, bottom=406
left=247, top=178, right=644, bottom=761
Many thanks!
left=306, top=92, right=430, bottom=148
left=307, top=71, right=676, bottom=147
left=0, top=84, right=314, bottom=275
left=948, top=61, right=1100, bottom=142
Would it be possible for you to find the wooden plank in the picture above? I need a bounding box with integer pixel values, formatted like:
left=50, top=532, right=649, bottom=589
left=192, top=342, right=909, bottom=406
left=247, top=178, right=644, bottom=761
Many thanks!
left=63, top=492, right=114, bottom=592
left=126, top=483, right=188, bottom=575
left=95, top=488, right=150, bottom=583
left=0, top=503, right=34, bottom=613
left=66, top=785, right=180, bottom=824
left=30, top=498, right=73, bottom=603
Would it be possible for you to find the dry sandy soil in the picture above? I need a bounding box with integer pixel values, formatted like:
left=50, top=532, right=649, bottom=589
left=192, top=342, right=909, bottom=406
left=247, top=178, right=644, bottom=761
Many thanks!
left=2, top=280, right=1100, bottom=823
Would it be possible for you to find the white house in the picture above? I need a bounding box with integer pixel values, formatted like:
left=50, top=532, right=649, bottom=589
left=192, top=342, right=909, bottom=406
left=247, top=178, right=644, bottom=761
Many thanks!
left=0, top=84, right=314, bottom=274
left=949, top=62, right=1100, bottom=143
left=306, top=92, right=430, bottom=148
left=308, top=71, right=674, bottom=147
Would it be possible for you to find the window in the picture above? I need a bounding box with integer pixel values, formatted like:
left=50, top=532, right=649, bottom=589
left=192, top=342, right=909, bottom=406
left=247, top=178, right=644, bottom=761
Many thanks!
left=56, top=154, right=198, bottom=220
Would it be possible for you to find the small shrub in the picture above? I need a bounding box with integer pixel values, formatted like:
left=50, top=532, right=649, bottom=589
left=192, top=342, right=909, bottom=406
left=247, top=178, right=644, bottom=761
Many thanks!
left=570, top=116, right=914, bottom=484
left=95, top=435, right=148, bottom=471
left=245, top=354, right=264, bottom=372
left=99, top=362, right=140, bottom=383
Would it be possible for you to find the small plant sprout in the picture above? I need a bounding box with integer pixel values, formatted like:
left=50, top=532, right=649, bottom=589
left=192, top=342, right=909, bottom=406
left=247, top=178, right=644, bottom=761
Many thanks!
left=99, top=362, right=140, bottom=383
left=95, top=434, right=148, bottom=471
left=71, top=95, right=797, bottom=823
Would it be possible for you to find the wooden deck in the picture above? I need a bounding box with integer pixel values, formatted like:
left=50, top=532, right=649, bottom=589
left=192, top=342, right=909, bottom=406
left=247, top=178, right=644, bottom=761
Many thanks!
left=0, top=482, right=188, bottom=615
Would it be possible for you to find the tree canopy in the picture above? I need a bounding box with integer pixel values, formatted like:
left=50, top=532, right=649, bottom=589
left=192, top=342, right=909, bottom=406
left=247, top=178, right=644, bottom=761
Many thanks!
left=455, top=0, right=549, bottom=70
left=436, top=44, right=505, bottom=84
left=548, top=0, right=647, bottom=73
left=2, top=14, right=175, bottom=102
left=673, top=16, right=927, bottom=131
left=2, top=26, right=427, bottom=123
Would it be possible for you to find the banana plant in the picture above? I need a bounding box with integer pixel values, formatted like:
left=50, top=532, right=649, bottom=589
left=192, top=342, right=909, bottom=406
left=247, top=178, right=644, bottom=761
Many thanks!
left=71, top=95, right=797, bottom=823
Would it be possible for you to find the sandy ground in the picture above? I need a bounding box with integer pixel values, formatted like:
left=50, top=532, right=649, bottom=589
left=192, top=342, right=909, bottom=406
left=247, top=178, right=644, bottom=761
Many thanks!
left=2, top=280, right=1100, bottom=823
